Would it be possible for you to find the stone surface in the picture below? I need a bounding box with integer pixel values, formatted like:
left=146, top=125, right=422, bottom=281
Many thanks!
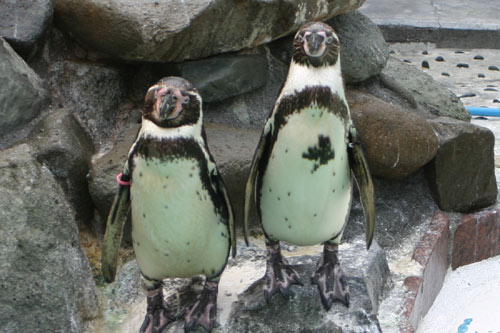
left=452, top=210, right=500, bottom=270
left=348, top=90, right=438, bottom=180
left=93, top=237, right=389, bottom=332
left=406, top=210, right=449, bottom=331
left=0, top=37, right=49, bottom=139
left=328, top=11, right=389, bottom=84
left=425, top=118, right=497, bottom=212
left=26, top=108, right=95, bottom=224
left=171, top=53, right=268, bottom=103
left=0, top=144, right=99, bottom=333
left=54, top=0, right=364, bottom=62
left=377, top=57, right=470, bottom=121
left=0, top=0, right=53, bottom=59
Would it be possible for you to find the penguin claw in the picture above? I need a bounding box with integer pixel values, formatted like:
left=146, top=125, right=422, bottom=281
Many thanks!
left=140, top=289, right=175, bottom=333
left=263, top=243, right=303, bottom=300
left=184, top=280, right=219, bottom=332
left=311, top=243, right=350, bottom=310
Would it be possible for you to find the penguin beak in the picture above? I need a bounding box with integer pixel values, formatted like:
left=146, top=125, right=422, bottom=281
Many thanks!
left=304, top=32, right=327, bottom=57
left=159, top=94, right=176, bottom=120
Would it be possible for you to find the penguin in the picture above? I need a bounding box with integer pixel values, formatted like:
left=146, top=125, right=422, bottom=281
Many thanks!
left=101, top=77, right=236, bottom=332
left=244, top=22, right=375, bottom=309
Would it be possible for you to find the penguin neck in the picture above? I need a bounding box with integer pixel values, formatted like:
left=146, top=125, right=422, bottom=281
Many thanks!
left=278, top=59, right=346, bottom=103
left=139, top=117, right=203, bottom=142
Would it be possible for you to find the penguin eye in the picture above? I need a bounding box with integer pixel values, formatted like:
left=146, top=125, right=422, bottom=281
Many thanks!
left=181, top=95, right=190, bottom=104
left=172, top=95, right=177, bottom=101
left=325, top=36, right=338, bottom=45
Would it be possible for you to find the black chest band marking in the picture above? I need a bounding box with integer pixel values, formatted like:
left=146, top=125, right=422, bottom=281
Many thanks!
left=302, top=135, right=335, bottom=173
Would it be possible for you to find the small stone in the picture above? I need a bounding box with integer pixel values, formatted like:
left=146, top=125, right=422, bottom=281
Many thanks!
left=458, top=93, right=476, bottom=98
left=441, top=72, right=450, bottom=77
left=474, top=55, right=484, bottom=60
left=478, top=73, right=486, bottom=78
left=435, top=56, right=445, bottom=62
left=493, top=99, right=500, bottom=103
left=389, top=50, right=395, bottom=54
left=488, top=65, right=499, bottom=71
left=487, top=84, right=497, bottom=87
left=457, top=63, right=469, bottom=68
left=455, top=50, right=465, bottom=54
left=484, top=88, right=498, bottom=92
left=403, top=59, right=412, bottom=63
left=422, top=50, right=429, bottom=55
left=422, top=60, right=430, bottom=68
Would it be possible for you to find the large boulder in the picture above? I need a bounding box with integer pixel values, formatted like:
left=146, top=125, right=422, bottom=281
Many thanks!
left=328, top=11, right=389, bottom=84
left=348, top=91, right=438, bottom=180
left=0, top=144, right=99, bottom=333
left=378, top=57, right=470, bottom=121
left=54, top=0, right=365, bottom=62
left=0, top=0, right=53, bottom=60
left=0, top=37, right=49, bottom=143
left=425, top=118, right=497, bottom=212
left=27, top=108, right=95, bottom=224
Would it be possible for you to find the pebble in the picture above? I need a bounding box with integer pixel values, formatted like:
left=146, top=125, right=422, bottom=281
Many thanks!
left=488, top=65, right=499, bottom=71
left=422, top=50, right=429, bottom=55
left=441, top=72, right=450, bottom=77
left=484, top=88, right=498, bottom=92
left=403, top=59, right=412, bottom=63
left=457, top=63, right=469, bottom=68
left=435, top=56, right=445, bottom=62
left=494, top=99, right=500, bottom=103
left=487, top=85, right=497, bottom=87
left=474, top=55, right=484, bottom=60
left=422, top=60, right=430, bottom=68
left=455, top=50, right=465, bottom=54
left=389, top=50, right=396, bottom=54
left=459, top=93, right=476, bottom=98
left=478, top=73, right=486, bottom=78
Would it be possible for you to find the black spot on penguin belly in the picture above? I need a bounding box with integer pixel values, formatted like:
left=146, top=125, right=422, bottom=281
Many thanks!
left=302, top=135, right=335, bottom=173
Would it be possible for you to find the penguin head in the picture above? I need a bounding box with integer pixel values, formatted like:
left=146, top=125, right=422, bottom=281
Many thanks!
left=292, top=22, right=339, bottom=68
left=143, top=77, right=202, bottom=128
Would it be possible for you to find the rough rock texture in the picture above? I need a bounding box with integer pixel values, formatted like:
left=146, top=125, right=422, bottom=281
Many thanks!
left=348, top=91, right=438, bottom=180
left=404, top=211, right=449, bottom=331
left=425, top=118, right=497, bottom=212
left=0, top=144, right=99, bottom=333
left=452, top=210, right=500, bottom=270
left=0, top=37, right=49, bottom=138
left=96, top=237, right=389, bottom=332
left=27, top=108, right=95, bottom=224
left=0, top=0, right=53, bottom=60
left=328, top=11, right=389, bottom=83
left=54, top=0, right=364, bottom=62
left=171, top=53, right=268, bottom=103
left=377, top=57, right=471, bottom=121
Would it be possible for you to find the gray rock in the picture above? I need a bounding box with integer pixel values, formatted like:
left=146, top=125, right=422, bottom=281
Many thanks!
left=377, top=57, right=470, bottom=121
left=96, top=237, right=389, bottom=332
left=54, top=0, right=364, bottom=62
left=0, top=144, right=99, bottom=333
left=348, top=91, right=438, bottom=180
left=0, top=0, right=53, bottom=60
left=425, top=118, right=497, bottom=212
left=328, top=11, right=389, bottom=84
left=0, top=37, right=49, bottom=138
left=49, top=60, right=128, bottom=145
left=171, top=53, right=268, bottom=103
left=27, top=108, right=95, bottom=224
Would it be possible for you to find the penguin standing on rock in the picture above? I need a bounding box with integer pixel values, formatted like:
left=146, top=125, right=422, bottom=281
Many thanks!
left=102, top=77, right=236, bottom=332
left=244, top=22, right=375, bottom=309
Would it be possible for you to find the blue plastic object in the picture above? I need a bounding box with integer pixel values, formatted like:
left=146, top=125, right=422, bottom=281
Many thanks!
left=457, top=318, right=472, bottom=333
left=466, top=107, right=500, bottom=117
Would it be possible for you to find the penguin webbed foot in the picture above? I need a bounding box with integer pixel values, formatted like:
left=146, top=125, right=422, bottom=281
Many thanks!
left=263, top=242, right=303, bottom=300
left=311, top=243, right=350, bottom=310
left=183, top=280, right=219, bottom=332
left=140, top=287, right=176, bottom=333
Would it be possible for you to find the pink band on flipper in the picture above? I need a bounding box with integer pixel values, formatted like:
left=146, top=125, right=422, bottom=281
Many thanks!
left=116, top=173, right=131, bottom=186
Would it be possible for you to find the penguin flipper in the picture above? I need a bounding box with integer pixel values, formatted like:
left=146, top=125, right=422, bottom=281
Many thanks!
left=348, top=126, right=375, bottom=250
left=102, top=166, right=131, bottom=282
left=244, top=124, right=272, bottom=246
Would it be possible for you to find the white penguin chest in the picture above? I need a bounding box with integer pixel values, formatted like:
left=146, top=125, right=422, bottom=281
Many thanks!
left=260, top=107, right=352, bottom=246
left=130, top=156, right=229, bottom=279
